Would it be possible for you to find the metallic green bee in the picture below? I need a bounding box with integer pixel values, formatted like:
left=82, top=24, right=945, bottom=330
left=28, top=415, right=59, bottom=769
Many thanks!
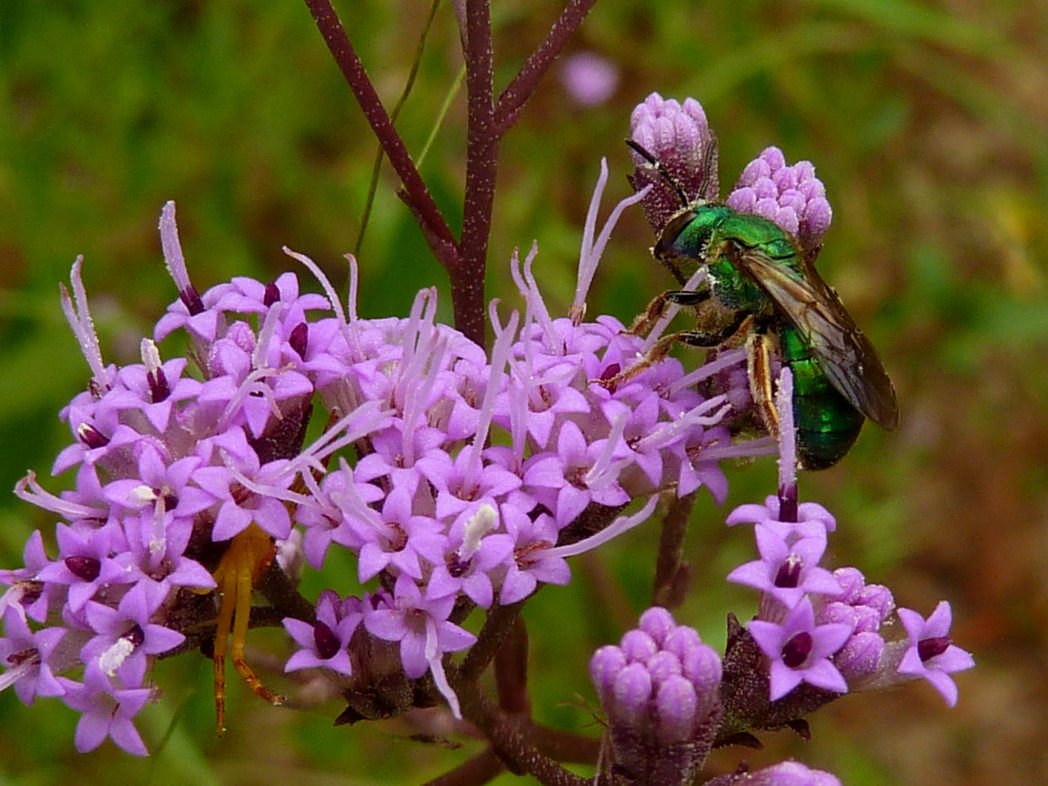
left=627, top=140, right=898, bottom=469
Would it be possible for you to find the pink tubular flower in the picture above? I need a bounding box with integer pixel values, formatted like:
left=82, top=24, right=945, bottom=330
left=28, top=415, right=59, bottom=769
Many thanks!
left=284, top=590, right=361, bottom=676
left=727, top=526, right=842, bottom=611
left=58, top=668, right=152, bottom=756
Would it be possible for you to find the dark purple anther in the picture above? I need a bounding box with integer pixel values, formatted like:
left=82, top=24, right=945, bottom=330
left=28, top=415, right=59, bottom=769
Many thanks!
left=781, top=631, right=813, bottom=668
left=78, top=423, right=110, bottom=449
left=125, top=624, right=145, bottom=648
left=180, top=283, right=206, bottom=316
left=147, top=368, right=170, bottom=402
left=313, top=620, right=341, bottom=660
left=773, top=554, right=802, bottom=588
left=918, top=636, right=951, bottom=662
left=263, top=281, right=281, bottom=307
left=289, top=322, right=308, bottom=358
left=65, top=555, right=101, bottom=582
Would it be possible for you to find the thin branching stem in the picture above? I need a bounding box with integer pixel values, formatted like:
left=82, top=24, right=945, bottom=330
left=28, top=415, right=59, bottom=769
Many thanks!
left=422, top=748, right=506, bottom=786
left=455, top=0, right=499, bottom=347
left=454, top=679, right=593, bottom=786
left=652, top=491, right=697, bottom=608
left=494, top=0, right=600, bottom=134
left=495, top=615, right=530, bottom=713
left=303, top=0, right=459, bottom=264
left=460, top=600, right=525, bottom=681
left=354, top=0, right=443, bottom=257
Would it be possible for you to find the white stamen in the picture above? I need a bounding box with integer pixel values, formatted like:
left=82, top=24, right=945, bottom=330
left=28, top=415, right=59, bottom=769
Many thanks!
left=159, top=201, right=192, bottom=294
left=98, top=637, right=136, bottom=677
left=548, top=496, right=659, bottom=559
left=140, top=339, right=162, bottom=374
left=459, top=503, right=498, bottom=561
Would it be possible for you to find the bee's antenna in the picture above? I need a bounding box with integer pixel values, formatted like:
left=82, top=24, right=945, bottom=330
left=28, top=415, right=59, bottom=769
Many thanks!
left=697, top=130, right=719, bottom=202
left=625, top=139, right=690, bottom=207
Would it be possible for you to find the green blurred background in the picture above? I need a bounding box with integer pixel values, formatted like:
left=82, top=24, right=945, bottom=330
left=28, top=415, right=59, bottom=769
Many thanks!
left=1, top=1, right=1045, bottom=784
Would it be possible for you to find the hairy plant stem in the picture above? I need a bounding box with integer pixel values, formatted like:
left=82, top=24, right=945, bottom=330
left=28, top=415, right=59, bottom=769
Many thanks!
left=456, top=0, right=498, bottom=346
left=452, top=677, right=594, bottom=786
left=652, top=491, right=698, bottom=608
left=304, top=2, right=611, bottom=779
left=307, top=0, right=599, bottom=348
left=303, top=0, right=459, bottom=264
left=494, top=0, right=600, bottom=134
left=460, top=600, right=525, bottom=681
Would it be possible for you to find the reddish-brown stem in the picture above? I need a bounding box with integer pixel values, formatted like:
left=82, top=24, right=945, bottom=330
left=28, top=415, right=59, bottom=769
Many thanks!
left=495, top=615, right=530, bottom=714
left=454, top=679, right=593, bottom=786
left=494, top=0, right=600, bottom=135
left=423, top=747, right=506, bottom=786
left=651, top=491, right=697, bottom=608
left=456, top=0, right=499, bottom=347
left=460, top=600, right=525, bottom=681
left=303, top=0, right=459, bottom=266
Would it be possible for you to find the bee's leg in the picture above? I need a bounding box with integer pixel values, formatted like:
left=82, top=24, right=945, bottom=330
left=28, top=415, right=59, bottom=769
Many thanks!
left=602, top=310, right=749, bottom=389
left=663, top=290, right=711, bottom=307
left=674, top=310, right=750, bottom=349
left=747, top=330, right=780, bottom=442
left=626, top=286, right=711, bottom=336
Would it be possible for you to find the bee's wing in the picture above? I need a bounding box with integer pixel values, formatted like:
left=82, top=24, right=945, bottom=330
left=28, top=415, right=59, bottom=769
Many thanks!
left=730, top=246, right=899, bottom=430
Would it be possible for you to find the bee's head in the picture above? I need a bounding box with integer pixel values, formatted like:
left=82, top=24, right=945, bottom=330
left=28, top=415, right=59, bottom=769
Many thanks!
left=654, top=208, right=708, bottom=260
left=652, top=208, right=706, bottom=283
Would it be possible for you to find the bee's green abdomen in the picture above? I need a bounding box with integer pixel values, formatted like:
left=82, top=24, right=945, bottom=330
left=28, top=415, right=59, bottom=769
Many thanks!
left=780, top=326, right=865, bottom=469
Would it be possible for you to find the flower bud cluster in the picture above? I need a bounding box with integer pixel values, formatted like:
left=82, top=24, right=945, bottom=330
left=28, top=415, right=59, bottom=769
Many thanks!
left=590, top=607, right=723, bottom=786
left=628, top=92, right=832, bottom=257
left=726, top=146, right=833, bottom=247
left=704, top=760, right=842, bottom=786
left=628, top=93, right=719, bottom=235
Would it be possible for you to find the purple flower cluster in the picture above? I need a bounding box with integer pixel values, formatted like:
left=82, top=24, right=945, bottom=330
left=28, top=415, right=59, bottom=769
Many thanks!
left=0, top=162, right=754, bottom=754
left=589, top=366, right=972, bottom=783
left=590, top=607, right=723, bottom=786
left=559, top=51, right=619, bottom=107
left=726, top=370, right=973, bottom=706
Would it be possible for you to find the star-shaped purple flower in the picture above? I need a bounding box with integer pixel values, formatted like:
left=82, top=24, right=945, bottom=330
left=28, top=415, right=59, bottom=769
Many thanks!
left=897, top=601, right=974, bottom=707
left=79, top=582, right=185, bottom=689
left=58, top=668, right=153, bottom=755
left=284, top=589, right=361, bottom=676
left=0, top=606, right=66, bottom=704
left=36, top=522, right=139, bottom=612
left=364, top=574, right=475, bottom=717
left=727, top=525, right=841, bottom=609
left=748, top=598, right=852, bottom=701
